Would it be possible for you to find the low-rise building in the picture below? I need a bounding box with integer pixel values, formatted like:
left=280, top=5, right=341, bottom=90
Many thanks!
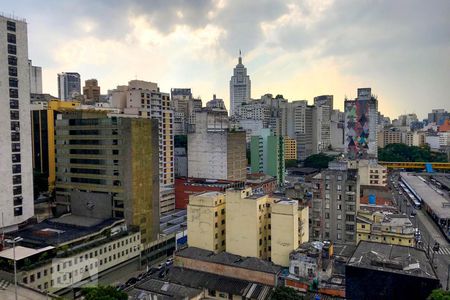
left=357, top=160, right=387, bottom=187
left=346, top=241, right=439, bottom=300
left=357, top=211, right=415, bottom=247
left=245, top=173, right=277, bottom=194
left=0, top=216, right=140, bottom=294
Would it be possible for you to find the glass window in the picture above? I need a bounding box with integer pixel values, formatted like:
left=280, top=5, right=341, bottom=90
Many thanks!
left=7, top=33, right=16, bottom=44
left=8, top=44, right=17, bottom=55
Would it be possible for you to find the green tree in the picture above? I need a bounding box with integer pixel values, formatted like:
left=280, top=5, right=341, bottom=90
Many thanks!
left=271, top=286, right=303, bottom=300
left=285, top=159, right=298, bottom=168
left=427, top=289, right=450, bottom=300
left=303, top=153, right=336, bottom=169
left=82, top=286, right=127, bottom=300
left=379, top=143, right=448, bottom=163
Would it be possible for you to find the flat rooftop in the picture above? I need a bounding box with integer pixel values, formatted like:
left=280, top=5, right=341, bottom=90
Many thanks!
left=0, top=246, right=54, bottom=261
left=8, top=215, right=123, bottom=247
left=348, top=241, right=437, bottom=280
left=128, top=278, right=202, bottom=299
left=176, top=247, right=282, bottom=274
left=401, top=172, right=450, bottom=219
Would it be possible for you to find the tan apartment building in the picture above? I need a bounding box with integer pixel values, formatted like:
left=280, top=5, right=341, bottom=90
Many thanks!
left=284, top=137, right=297, bottom=160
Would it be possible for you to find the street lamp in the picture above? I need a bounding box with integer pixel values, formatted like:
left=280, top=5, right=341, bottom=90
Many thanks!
left=5, top=236, right=23, bottom=300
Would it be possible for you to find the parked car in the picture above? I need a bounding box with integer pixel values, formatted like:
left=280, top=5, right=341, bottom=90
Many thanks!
left=157, top=263, right=165, bottom=270
left=137, top=273, right=146, bottom=281
left=158, top=269, right=166, bottom=278
left=165, top=258, right=174, bottom=266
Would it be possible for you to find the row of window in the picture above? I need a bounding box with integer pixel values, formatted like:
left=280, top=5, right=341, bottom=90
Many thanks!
left=7, top=22, right=23, bottom=216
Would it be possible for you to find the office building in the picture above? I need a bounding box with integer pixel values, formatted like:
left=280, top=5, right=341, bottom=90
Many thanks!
left=187, top=192, right=226, bottom=253
left=428, top=109, right=449, bottom=125
left=54, top=112, right=160, bottom=244
left=344, top=88, right=378, bottom=159
left=357, top=211, right=415, bottom=247
left=229, top=52, right=251, bottom=116
left=205, top=94, right=227, bottom=112
left=250, top=128, right=285, bottom=186
left=82, top=78, right=101, bottom=103
left=170, top=88, right=202, bottom=135
left=30, top=99, right=81, bottom=192
left=330, top=109, right=345, bottom=151
left=110, top=80, right=175, bottom=213
left=0, top=16, right=34, bottom=232
left=188, top=110, right=246, bottom=181
left=57, top=72, right=81, bottom=101
left=28, top=60, right=42, bottom=94
left=311, top=161, right=360, bottom=243
left=284, top=137, right=297, bottom=161
left=312, top=98, right=332, bottom=154
left=346, top=241, right=439, bottom=300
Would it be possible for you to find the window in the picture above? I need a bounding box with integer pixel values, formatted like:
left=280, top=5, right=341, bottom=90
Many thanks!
left=8, top=55, right=17, bottom=65
left=10, top=88, right=19, bottom=98
left=10, top=99, right=19, bottom=109
left=12, top=143, right=21, bottom=152
left=13, top=186, right=22, bottom=195
left=7, top=21, right=16, bottom=31
left=7, top=33, right=16, bottom=44
left=10, top=110, right=19, bottom=120
left=23, top=277, right=28, bottom=284
left=8, top=44, right=17, bottom=54
left=13, top=196, right=22, bottom=206
left=11, top=132, right=20, bottom=143
left=8, top=66, right=17, bottom=76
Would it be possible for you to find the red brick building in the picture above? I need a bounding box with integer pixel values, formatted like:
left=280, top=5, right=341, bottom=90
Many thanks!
left=175, top=177, right=244, bottom=209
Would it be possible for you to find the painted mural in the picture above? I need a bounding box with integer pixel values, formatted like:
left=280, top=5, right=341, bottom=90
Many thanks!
left=345, top=100, right=371, bottom=160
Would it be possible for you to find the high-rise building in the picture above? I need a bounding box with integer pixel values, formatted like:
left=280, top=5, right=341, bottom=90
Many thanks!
left=313, top=95, right=333, bottom=153
left=82, top=78, right=101, bottom=103
left=0, top=15, right=34, bottom=232
left=311, top=161, right=360, bottom=244
left=58, top=72, right=81, bottom=101
left=344, top=88, right=378, bottom=159
left=284, top=137, right=297, bottom=161
left=206, top=94, right=227, bottom=112
left=54, top=112, right=160, bottom=244
left=250, top=129, right=285, bottom=186
left=229, top=52, right=251, bottom=116
left=110, top=80, right=175, bottom=213
left=188, top=110, right=247, bottom=181
left=330, top=109, right=345, bottom=151
left=28, top=60, right=42, bottom=94
left=170, top=88, right=202, bottom=135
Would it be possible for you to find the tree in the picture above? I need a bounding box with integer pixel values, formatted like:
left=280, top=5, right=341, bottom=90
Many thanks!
left=427, top=289, right=450, bottom=300
left=379, top=143, right=448, bottom=163
left=82, top=286, right=127, bottom=300
left=303, top=153, right=336, bottom=169
left=271, top=286, right=303, bottom=300
left=285, top=159, right=298, bottom=168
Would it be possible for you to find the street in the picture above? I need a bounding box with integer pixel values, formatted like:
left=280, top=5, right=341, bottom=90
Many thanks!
left=389, top=172, right=450, bottom=288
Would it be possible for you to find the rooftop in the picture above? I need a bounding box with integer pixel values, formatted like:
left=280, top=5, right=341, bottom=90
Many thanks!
left=347, top=241, right=437, bottom=280
left=176, top=247, right=282, bottom=274
left=0, top=246, right=54, bottom=261
left=160, top=210, right=187, bottom=235
left=128, top=278, right=202, bottom=299
left=401, top=173, right=450, bottom=219
left=162, top=267, right=272, bottom=299
left=7, top=215, right=123, bottom=247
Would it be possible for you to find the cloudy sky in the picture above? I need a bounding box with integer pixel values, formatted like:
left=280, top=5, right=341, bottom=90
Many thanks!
left=3, top=0, right=450, bottom=119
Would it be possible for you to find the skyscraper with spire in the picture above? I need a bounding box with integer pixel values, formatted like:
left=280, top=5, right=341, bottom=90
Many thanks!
left=229, top=51, right=251, bottom=116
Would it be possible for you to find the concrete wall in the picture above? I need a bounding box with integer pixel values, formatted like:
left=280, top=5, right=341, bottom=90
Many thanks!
left=70, top=191, right=112, bottom=219
left=271, top=202, right=298, bottom=267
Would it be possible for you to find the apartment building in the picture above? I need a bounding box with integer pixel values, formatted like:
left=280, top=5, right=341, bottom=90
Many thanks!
left=284, top=137, right=297, bottom=160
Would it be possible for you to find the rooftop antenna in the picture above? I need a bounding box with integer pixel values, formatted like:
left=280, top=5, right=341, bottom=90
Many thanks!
left=238, top=49, right=242, bottom=64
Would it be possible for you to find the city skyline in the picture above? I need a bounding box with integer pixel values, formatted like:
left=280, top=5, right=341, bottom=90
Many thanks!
left=2, top=0, right=450, bottom=119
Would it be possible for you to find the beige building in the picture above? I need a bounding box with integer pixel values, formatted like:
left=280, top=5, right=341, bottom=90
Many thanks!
left=82, top=79, right=100, bottom=103
left=284, top=137, right=297, bottom=160
left=405, top=131, right=426, bottom=147
left=187, top=192, right=226, bottom=253
left=357, top=211, right=415, bottom=247
left=109, top=80, right=174, bottom=213
left=378, top=128, right=402, bottom=148
left=357, top=160, right=387, bottom=187
left=187, top=188, right=309, bottom=267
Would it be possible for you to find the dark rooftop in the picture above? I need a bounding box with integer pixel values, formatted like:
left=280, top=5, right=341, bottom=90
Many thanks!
left=129, top=278, right=202, bottom=299
left=160, top=267, right=272, bottom=299
left=176, top=247, right=282, bottom=274
left=9, top=215, right=123, bottom=247
left=347, top=241, right=437, bottom=280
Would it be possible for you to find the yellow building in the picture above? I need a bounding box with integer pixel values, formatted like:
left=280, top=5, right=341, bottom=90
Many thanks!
left=187, top=192, right=226, bottom=253
left=298, top=205, right=309, bottom=245
left=226, top=188, right=273, bottom=260
left=271, top=200, right=298, bottom=266
left=187, top=188, right=304, bottom=266
left=31, top=99, right=81, bottom=192
left=284, top=137, right=297, bottom=160
left=357, top=211, right=415, bottom=247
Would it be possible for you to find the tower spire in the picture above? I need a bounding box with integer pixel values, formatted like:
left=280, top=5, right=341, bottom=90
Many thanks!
left=238, top=49, right=242, bottom=64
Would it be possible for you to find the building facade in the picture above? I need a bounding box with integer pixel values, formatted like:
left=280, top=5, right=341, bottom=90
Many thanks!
left=251, top=129, right=285, bottom=186
left=311, top=161, right=360, bottom=244
left=28, top=60, right=42, bottom=94
left=57, top=72, right=81, bottom=101
left=54, top=112, right=160, bottom=244
left=82, top=79, right=101, bottom=103
left=188, top=110, right=246, bottom=181
left=110, top=80, right=175, bottom=213
left=284, top=137, right=297, bottom=161
left=229, top=52, right=251, bottom=116
left=0, top=16, right=34, bottom=232
left=344, top=88, right=378, bottom=159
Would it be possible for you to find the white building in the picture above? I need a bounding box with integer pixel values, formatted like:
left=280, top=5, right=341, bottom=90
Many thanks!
left=0, top=15, right=34, bottom=232
left=110, top=80, right=175, bottom=213
left=28, top=60, right=42, bottom=94
left=57, top=72, right=81, bottom=101
left=229, top=52, right=251, bottom=116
